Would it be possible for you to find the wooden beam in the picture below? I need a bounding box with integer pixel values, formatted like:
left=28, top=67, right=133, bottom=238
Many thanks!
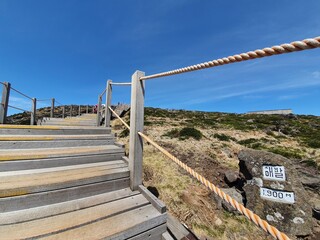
left=129, top=70, right=145, bottom=190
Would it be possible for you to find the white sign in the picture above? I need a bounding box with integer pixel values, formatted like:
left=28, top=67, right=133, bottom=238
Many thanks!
left=260, top=187, right=295, bottom=204
left=262, top=165, right=286, bottom=181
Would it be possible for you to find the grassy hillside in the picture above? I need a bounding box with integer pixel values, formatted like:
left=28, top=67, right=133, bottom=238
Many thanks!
left=6, top=105, right=95, bottom=125
left=113, top=107, right=320, bottom=240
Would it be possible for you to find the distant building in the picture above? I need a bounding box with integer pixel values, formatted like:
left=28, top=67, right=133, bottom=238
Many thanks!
left=247, top=109, right=293, bottom=115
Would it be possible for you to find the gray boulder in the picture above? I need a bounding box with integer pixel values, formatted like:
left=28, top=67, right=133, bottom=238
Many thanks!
left=224, top=170, right=239, bottom=186
left=238, top=149, right=313, bottom=238
left=212, top=187, right=243, bottom=214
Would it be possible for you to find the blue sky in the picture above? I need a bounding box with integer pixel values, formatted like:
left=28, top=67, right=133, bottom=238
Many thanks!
left=0, top=0, right=319, bottom=116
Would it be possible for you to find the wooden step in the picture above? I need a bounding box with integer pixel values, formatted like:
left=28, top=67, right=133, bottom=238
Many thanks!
left=0, top=194, right=166, bottom=240
left=0, top=145, right=124, bottom=161
left=0, top=134, right=113, bottom=141
left=0, top=153, right=125, bottom=171
left=0, top=188, right=139, bottom=225
left=0, top=138, right=114, bottom=149
left=0, top=178, right=130, bottom=212
left=0, top=160, right=129, bottom=198
left=0, top=125, right=111, bottom=135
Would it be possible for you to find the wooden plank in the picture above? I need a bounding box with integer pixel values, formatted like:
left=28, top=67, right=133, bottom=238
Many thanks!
left=0, top=167, right=129, bottom=198
left=0, top=188, right=140, bottom=225
left=122, top=156, right=129, bottom=164
left=105, top=80, right=112, bottom=127
left=0, top=145, right=123, bottom=161
left=129, top=70, right=145, bottom=190
left=127, top=224, right=167, bottom=240
left=0, top=164, right=128, bottom=189
left=0, top=194, right=149, bottom=239
left=0, top=160, right=126, bottom=177
left=0, top=178, right=130, bottom=212
left=139, top=185, right=166, bottom=214
left=42, top=205, right=166, bottom=240
left=162, top=232, right=175, bottom=240
left=167, top=214, right=198, bottom=240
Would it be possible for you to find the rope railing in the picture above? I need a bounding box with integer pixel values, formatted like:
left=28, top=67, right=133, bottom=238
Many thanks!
left=55, top=100, right=63, bottom=106
left=110, top=82, right=131, bottom=86
left=100, top=88, right=107, bottom=97
left=108, top=106, right=130, bottom=129
left=110, top=109, right=290, bottom=240
left=10, top=86, right=33, bottom=100
left=8, top=104, right=30, bottom=112
left=140, top=36, right=320, bottom=80
left=0, top=82, right=37, bottom=124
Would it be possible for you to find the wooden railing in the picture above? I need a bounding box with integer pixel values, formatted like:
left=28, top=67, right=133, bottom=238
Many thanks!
left=0, top=82, right=93, bottom=125
left=100, top=36, right=320, bottom=240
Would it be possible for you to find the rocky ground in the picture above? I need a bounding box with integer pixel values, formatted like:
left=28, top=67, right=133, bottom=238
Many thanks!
left=112, top=107, right=320, bottom=240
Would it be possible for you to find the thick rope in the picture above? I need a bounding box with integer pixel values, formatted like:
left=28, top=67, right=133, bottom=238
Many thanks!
left=137, top=132, right=291, bottom=240
left=140, top=36, right=320, bottom=80
left=110, top=82, right=132, bottom=86
left=108, top=106, right=130, bottom=129
left=110, top=111, right=290, bottom=239
left=7, top=104, right=30, bottom=112
left=10, top=86, right=33, bottom=100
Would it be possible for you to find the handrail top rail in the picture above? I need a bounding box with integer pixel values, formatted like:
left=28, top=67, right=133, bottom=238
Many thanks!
left=8, top=104, right=30, bottom=112
left=140, top=36, right=320, bottom=81
left=110, top=82, right=131, bottom=86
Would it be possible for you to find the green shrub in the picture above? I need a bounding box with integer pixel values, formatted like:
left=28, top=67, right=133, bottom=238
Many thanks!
left=304, top=139, right=320, bottom=149
left=269, top=147, right=303, bottom=159
left=213, top=133, right=235, bottom=142
left=300, top=159, right=318, bottom=169
left=237, top=138, right=264, bottom=150
left=179, top=127, right=202, bottom=140
left=119, top=128, right=129, bottom=138
left=163, top=127, right=202, bottom=140
left=163, top=129, right=180, bottom=138
left=237, top=138, right=258, bottom=146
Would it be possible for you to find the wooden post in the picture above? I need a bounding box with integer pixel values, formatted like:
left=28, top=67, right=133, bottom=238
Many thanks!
left=78, top=105, right=81, bottom=116
left=62, top=106, right=65, bottom=118
left=86, top=105, right=88, bottom=114
left=70, top=105, right=73, bottom=117
left=30, top=98, right=36, bottom=125
left=50, top=98, right=55, bottom=118
left=104, top=80, right=112, bottom=127
left=129, top=70, right=145, bottom=190
left=0, top=82, right=11, bottom=124
left=96, top=95, right=102, bottom=126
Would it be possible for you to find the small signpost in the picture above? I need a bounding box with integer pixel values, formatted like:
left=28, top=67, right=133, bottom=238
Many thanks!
left=260, top=165, right=295, bottom=204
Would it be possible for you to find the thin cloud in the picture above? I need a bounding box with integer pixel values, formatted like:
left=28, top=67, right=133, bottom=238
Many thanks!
left=176, top=76, right=320, bottom=107
left=278, top=94, right=307, bottom=100
left=312, top=71, right=320, bottom=78
left=8, top=96, right=47, bottom=112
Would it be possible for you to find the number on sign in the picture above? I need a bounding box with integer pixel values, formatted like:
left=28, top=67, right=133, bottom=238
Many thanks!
left=260, top=187, right=294, bottom=204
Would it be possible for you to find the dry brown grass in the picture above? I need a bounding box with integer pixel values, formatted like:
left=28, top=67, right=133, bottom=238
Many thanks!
left=112, top=123, right=274, bottom=239
left=111, top=109, right=319, bottom=239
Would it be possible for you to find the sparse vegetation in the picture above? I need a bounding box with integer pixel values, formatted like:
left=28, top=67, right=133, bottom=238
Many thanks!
left=213, top=133, right=236, bottom=142
left=118, top=128, right=129, bottom=138
left=268, top=147, right=304, bottom=160
left=163, top=127, right=202, bottom=140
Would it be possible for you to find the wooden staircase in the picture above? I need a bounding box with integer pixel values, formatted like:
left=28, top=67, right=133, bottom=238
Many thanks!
left=0, top=114, right=170, bottom=240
